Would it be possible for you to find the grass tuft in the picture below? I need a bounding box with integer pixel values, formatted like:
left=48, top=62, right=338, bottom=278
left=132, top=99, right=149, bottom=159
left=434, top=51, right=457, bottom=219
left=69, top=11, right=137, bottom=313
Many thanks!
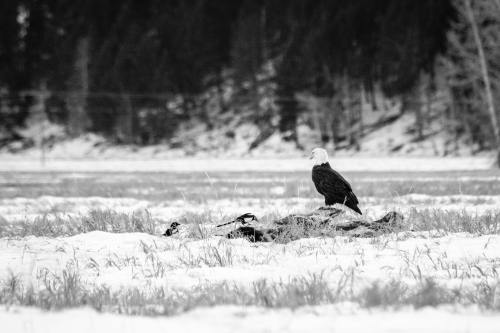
left=0, top=209, right=156, bottom=237
left=408, top=209, right=500, bottom=234
left=1, top=270, right=498, bottom=315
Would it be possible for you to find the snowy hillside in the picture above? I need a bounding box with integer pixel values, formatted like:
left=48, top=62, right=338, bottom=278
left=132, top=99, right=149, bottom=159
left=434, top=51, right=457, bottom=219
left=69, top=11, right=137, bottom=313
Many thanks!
left=0, top=104, right=489, bottom=161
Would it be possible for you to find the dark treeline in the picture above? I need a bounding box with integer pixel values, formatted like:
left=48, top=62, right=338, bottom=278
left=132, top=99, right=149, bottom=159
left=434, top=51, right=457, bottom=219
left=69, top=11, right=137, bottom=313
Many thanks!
left=5, top=0, right=497, bottom=157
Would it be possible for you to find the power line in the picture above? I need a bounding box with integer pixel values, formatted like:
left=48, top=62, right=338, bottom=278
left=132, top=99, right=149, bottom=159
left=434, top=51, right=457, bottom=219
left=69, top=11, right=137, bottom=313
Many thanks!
left=5, top=90, right=306, bottom=102
left=16, top=89, right=173, bottom=99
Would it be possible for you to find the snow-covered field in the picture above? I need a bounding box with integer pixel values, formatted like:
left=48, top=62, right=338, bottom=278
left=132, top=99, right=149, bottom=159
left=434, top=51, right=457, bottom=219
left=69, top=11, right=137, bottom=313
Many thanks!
left=3, top=305, right=500, bottom=333
left=0, top=156, right=495, bottom=172
left=1, top=164, right=500, bottom=332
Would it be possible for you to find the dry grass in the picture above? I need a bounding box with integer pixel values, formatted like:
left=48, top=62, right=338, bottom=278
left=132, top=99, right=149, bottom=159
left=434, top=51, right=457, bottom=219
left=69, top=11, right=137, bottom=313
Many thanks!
left=2, top=169, right=500, bottom=318
left=271, top=209, right=500, bottom=243
left=0, top=209, right=156, bottom=237
left=1, top=270, right=498, bottom=315
left=408, top=209, right=500, bottom=234
left=1, top=207, right=500, bottom=239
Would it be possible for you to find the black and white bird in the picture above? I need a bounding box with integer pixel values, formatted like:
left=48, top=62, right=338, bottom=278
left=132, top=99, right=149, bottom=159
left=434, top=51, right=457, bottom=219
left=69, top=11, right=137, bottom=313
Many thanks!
left=310, top=148, right=362, bottom=215
left=216, top=213, right=258, bottom=228
left=163, top=222, right=180, bottom=236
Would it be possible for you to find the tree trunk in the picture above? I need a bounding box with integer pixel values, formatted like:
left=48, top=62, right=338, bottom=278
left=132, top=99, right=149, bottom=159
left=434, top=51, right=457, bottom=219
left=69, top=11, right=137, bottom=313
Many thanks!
left=67, top=37, right=90, bottom=137
left=29, top=83, right=50, bottom=166
left=118, top=93, right=134, bottom=144
left=358, top=84, right=365, bottom=148
left=311, top=99, right=322, bottom=143
left=277, top=86, right=299, bottom=144
left=342, top=73, right=358, bottom=149
left=465, top=0, right=500, bottom=166
left=416, top=78, right=425, bottom=141
left=324, top=98, right=334, bottom=148
left=495, top=0, right=500, bottom=12
left=448, top=87, right=460, bottom=154
left=369, top=84, right=378, bottom=111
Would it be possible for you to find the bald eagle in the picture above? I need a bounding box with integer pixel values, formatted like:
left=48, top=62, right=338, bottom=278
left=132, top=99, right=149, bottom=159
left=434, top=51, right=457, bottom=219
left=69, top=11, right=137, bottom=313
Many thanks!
left=310, top=148, right=362, bottom=215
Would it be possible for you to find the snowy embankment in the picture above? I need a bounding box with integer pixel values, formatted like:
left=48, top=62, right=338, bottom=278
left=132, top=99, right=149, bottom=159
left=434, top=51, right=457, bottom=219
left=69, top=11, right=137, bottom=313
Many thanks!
left=1, top=194, right=500, bottom=224
left=3, top=305, right=500, bottom=333
left=0, top=157, right=495, bottom=172
left=1, top=231, right=499, bottom=295
left=0, top=106, right=493, bottom=163
left=1, top=231, right=500, bottom=332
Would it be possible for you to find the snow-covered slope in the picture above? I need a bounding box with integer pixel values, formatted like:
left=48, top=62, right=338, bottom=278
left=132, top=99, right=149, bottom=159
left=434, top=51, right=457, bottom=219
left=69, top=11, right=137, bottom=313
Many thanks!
left=0, top=103, right=491, bottom=161
left=3, top=305, right=500, bottom=333
left=0, top=157, right=494, bottom=172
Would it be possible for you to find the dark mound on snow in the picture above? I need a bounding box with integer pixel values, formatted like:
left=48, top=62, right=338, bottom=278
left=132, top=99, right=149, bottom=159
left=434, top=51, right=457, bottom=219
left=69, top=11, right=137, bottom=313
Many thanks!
left=226, top=208, right=404, bottom=243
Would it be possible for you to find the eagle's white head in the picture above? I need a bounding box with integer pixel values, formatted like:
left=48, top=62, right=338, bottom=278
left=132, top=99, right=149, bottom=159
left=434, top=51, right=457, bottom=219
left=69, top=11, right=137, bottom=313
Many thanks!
left=309, top=147, right=329, bottom=166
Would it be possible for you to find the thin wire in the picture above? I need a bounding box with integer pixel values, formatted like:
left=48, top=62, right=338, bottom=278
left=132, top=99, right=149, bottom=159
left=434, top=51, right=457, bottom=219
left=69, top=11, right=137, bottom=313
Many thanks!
left=16, top=89, right=173, bottom=99
left=3, top=90, right=309, bottom=102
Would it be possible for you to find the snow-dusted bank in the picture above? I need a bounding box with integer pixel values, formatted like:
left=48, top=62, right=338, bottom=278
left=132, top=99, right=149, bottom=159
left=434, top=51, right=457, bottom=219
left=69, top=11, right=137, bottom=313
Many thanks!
left=1, top=231, right=498, bottom=295
left=3, top=305, right=500, bottom=333
left=2, top=194, right=500, bottom=224
left=1, top=231, right=500, bottom=331
left=0, top=157, right=495, bottom=172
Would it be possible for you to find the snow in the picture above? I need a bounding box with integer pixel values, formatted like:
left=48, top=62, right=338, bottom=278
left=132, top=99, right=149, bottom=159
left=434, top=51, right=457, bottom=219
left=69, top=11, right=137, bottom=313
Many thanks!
left=0, top=157, right=495, bottom=172
left=2, top=74, right=500, bottom=332
left=2, top=89, right=485, bottom=162
left=2, top=194, right=499, bottom=225
left=0, top=196, right=318, bottom=224
left=358, top=111, right=475, bottom=156
left=1, top=164, right=499, bottom=330
left=0, top=116, right=497, bottom=171
left=2, top=305, right=500, bottom=333
left=1, top=231, right=498, bottom=293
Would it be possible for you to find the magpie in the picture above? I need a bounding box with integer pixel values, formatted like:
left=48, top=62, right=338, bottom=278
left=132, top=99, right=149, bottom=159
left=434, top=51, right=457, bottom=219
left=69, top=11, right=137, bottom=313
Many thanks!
left=216, top=213, right=258, bottom=228
left=163, top=222, right=180, bottom=236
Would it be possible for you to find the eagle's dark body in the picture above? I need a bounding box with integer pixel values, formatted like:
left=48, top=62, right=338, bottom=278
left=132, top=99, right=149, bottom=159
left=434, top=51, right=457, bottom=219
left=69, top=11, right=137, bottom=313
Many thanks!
left=312, top=162, right=362, bottom=214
